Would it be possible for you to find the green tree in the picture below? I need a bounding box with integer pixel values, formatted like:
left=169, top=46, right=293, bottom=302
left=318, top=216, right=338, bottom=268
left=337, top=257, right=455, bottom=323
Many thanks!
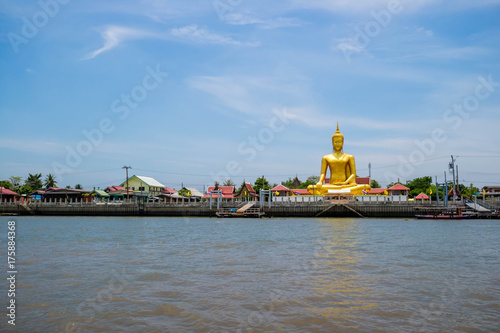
left=44, top=174, right=57, bottom=189
left=66, top=185, right=72, bottom=189
left=370, top=179, right=381, bottom=188
left=75, top=184, right=83, bottom=189
left=281, top=177, right=294, bottom=188
left=178, top=188, right=191, bottom=197
left=461, top=183, right=479, bottom=198
left=299, top=176, right=319, bottom=189
left=0, top=180, right=12, bottom=190
left=253, top=176, right=270, bottom=194
left=25, top=173, right=43, bottom=191
left=19, top=184, right=33, bottom=195
left=9, top=176, right=22, bottom=192
left=405, top=176, right=432, bottom=198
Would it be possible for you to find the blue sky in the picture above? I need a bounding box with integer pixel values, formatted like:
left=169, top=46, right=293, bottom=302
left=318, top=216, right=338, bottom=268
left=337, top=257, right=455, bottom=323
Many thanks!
left=1, top=0, right=499, bottom=190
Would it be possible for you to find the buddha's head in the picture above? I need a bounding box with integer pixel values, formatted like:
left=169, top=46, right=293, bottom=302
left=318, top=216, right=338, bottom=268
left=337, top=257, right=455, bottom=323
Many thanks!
left=332, top=123, right=344, bottom=152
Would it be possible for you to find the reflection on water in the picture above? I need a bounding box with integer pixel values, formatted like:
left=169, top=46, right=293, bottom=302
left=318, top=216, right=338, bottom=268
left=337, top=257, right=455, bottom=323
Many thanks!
left=308, top=219, right=377, bottom=329
left=1, top=216, right=499, bottom=333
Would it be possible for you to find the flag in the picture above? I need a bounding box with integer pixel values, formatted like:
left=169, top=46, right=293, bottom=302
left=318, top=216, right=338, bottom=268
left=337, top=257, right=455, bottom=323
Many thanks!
left=362, top=190, right=367, bottom=195
left=275, top=191, right=279, bottom=196
left=430, top=189, right=432, bottom=195
left=483, top=189, right=486, bottom=195
left=294, top=191, right=300, bottom=195
left=383, top=190, right=388, bottom=195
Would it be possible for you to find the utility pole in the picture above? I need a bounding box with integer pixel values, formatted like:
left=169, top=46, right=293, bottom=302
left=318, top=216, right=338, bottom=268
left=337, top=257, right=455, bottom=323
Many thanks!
left=449, top=155, right=459, bottom=202
left=444, top=171, right=448, bottom=207
left=122, top=166, right=132, bottom=202
left=436, top=176, right=439, bottom=207
left=369, top=162, right=372, bottom=178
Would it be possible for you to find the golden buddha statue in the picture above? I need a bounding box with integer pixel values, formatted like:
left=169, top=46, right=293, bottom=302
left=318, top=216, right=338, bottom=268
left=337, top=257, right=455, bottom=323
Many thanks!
left=307, top=124, right=370, bottom=195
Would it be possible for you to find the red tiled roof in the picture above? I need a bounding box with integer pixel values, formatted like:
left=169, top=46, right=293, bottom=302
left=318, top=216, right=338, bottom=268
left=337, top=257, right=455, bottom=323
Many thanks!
left=244, top=183, right=255, bottom=193
left=0, top=187, right=20, bottom=196
left=415, top=192, right=430, bottom=199
left=388, top=184, right=410, bottom=191
left=106, top=186, right=124, bottom=192
left=271, top=184, right=291, bottom=192
left=291, top=189, right=310, bottom=195
left=355, top=177, right=370, bottom=185
left=369, top=188, right=386, bottom=195
left=162, top=187, right=178, bottom=194
left=207, top=186, right=235, bottom=195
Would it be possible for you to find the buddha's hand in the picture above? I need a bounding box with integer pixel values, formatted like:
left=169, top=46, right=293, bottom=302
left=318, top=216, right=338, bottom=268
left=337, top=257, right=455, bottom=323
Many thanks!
left=315, top=182, right=322, bottom=187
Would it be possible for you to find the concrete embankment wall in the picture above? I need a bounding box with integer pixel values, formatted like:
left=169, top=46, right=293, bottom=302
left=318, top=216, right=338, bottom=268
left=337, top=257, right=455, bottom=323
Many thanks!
left=0, top=203, right=444, bottom=218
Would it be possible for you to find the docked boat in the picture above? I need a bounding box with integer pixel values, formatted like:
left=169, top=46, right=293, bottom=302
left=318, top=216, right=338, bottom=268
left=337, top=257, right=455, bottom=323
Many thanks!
left=415, top=214, right=472, bottom=219
left=415, top=207, right=473, bottom=219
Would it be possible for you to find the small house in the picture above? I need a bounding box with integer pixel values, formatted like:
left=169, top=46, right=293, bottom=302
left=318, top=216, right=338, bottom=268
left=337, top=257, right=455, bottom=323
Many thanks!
left=121, top=175, right=165, bottom=197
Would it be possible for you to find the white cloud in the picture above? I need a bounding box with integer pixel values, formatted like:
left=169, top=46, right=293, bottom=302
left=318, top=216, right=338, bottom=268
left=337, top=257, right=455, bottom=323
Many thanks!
left=224, top=13, right=305, bottom=29
left=170, top=25, right=260, bottom=47
left=83, top=26, right=155, bottom=60
left=290, top=0, right=500, bottom=13
left=83, top=24, right=258, bottom=60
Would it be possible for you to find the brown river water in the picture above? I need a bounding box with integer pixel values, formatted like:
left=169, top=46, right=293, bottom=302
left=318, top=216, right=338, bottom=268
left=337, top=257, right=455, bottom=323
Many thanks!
left=0, top=216, right=499, bottom=332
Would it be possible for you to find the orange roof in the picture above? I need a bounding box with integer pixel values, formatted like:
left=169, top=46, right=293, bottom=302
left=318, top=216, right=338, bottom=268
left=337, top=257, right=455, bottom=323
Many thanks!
left=388, top=184, right=410, bottom=191
left=415, top=192, right=429, bottom=199
left=291, top=189, right=310, bottom=195
left=207, top=186, right=235, bottom=195
left=369, top=188, right=386, bottom=195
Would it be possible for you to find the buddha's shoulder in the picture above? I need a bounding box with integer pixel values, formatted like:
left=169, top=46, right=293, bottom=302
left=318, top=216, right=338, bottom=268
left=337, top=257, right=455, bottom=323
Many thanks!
left=322, top=153, right=354, bottom=159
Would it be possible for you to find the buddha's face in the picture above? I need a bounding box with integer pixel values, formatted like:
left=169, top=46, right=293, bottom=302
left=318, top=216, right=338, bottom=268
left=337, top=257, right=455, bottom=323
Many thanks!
left=332, top=137, right=343, bottom=152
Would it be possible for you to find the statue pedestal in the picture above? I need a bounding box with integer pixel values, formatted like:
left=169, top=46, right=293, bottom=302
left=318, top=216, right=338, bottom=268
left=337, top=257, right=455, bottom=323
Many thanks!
left=327, top=189, right=352, bottom=194
left=324, top=194, right=354, bottom=204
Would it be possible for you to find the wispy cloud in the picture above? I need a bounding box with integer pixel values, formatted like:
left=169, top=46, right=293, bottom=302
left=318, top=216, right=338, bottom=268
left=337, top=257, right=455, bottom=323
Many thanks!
left=170, top=25, right=260, bottom=46
left=291, top=0, right=500, bottom=13
left=83, top=24, right=258, bottom=60
left=82, top=26, right=155, bottom=60
left=224, top=13, right=305, bottom=29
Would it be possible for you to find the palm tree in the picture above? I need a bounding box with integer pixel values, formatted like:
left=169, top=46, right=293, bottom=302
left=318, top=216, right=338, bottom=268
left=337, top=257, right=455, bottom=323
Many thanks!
left=223, top=179, right=235, bottom=186
left=44, top=174, right=57, bottom=189
left=25, top=173, right=43, bottom=190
